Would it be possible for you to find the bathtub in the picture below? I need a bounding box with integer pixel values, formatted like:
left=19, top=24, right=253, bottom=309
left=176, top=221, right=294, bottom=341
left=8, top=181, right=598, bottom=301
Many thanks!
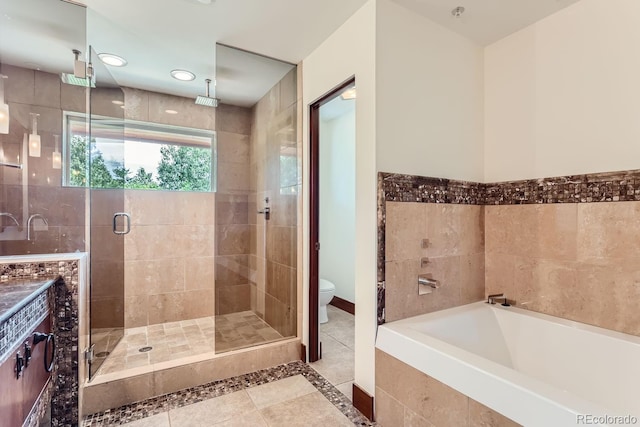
left=376, top=302, right=640, bottom=427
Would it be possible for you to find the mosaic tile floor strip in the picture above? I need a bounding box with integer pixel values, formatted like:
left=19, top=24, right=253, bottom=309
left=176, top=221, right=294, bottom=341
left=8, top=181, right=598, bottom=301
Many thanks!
left=83, top=361, right=375, bottom=426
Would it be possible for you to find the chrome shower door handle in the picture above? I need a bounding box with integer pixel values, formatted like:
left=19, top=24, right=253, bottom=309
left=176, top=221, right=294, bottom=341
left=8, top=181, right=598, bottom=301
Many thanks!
left=113, top=212, right=131, bottom=235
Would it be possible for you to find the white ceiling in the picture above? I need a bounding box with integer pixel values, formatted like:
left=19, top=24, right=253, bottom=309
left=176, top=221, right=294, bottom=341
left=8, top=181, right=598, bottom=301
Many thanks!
left=390, top=0, right=581, bottom=46
left=0, top=0, right=584, bottom=107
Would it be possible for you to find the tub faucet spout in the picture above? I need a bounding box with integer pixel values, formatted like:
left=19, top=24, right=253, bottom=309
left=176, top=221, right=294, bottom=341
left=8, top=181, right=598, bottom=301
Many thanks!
left=487, top=293, right=512, bottom=306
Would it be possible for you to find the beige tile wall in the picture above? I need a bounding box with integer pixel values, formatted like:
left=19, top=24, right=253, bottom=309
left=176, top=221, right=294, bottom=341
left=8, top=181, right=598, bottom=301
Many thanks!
left=250, top=68, right=298, bottom=337
left=485, top=202, right=640, bottom=337
left=123, top=190, right=216, bottom=327
left=384, top=202, right=485, bottom=322
left=375, top=349, right=520, bottom=427
left=215, top=104, right=253, bottom=315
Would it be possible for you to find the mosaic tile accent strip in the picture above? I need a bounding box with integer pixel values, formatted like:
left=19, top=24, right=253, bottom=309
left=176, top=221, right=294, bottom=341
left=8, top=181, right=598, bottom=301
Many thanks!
left=0, top=290, right=49, bottom=364
left=83, top=361, right=375, bottom=426
left=484, top=169, right=640, bottom=204
left=0, top=260, right=80, bottom=427
left=380, top=172, right=485, bottom=205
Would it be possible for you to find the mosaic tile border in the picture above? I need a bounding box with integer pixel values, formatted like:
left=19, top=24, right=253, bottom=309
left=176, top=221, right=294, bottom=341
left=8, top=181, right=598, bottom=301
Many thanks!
left=376, top=169, right=640, bottom=324
left=0, top=290, right=50, bottom=364
left=0, top=260, right=80, bottom=427
left=83, top=360, right=375, bottom=426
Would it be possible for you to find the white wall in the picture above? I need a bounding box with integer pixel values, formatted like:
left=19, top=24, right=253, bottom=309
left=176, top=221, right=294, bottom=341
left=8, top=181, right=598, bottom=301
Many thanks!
left=319, top=106, right=356, bottom=303
left=485, top=0, right=640, bottom=182
left=302, top=0, right=377, bottom=395
left=375, top=0, right=485, bottom=182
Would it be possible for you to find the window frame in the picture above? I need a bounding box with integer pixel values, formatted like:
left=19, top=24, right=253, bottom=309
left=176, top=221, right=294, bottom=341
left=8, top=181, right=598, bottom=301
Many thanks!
left=62, top=111, right=217, bottom=192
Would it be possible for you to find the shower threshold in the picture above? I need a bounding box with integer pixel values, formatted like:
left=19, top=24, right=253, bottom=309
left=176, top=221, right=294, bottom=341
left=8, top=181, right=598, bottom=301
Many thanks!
left=93, top=311, right=283, bottom=381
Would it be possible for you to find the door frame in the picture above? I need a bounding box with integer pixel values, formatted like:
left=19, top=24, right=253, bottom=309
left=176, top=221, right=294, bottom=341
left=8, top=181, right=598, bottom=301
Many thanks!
left=308, top=76, right=356, bottom=362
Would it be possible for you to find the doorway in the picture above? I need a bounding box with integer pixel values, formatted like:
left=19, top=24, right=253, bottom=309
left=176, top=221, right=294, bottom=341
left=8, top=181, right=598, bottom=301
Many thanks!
left=309, top=76, right=356, bottom=397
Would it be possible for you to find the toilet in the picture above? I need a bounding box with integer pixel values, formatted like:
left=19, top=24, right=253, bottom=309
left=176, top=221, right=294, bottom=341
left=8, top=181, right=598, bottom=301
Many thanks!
left=319, top=279, right=336, bottom=324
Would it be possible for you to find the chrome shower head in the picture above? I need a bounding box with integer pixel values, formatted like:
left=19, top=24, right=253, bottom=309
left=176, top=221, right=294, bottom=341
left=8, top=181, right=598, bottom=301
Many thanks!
left=195, top=79, right=219, bottom=107
left=61, top=49, right=95, bottom=87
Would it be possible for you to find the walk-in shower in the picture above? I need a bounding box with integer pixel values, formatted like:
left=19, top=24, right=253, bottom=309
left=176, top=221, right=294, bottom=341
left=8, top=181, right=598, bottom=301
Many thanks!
left=0, top=0, right=300, bottom=397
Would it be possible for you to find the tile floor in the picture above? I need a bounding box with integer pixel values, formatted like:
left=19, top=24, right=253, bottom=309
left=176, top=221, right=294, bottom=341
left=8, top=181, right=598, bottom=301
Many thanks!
left=311, top=305, right=355, bottom=401
left=119, top=375, right=354, bottom=427
left=83, top=361, right=375, bottom=426
left=95, top=311, right=283, bottom=377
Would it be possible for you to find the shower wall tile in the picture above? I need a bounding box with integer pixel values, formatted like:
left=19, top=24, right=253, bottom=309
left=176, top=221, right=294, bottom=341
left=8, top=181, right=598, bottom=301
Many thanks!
left=216, top=195, right=249, bottom=225
left=91, top=260, right=125, bottom=299
left=125, top=295, right=149, bottom=328
left=217, top=224, right=251, bottom=255
left=147, top=92, right=215, bottom=130
left=34, top=70, right=61, bottom=109
left=249, top=66, right=299, bottom=337
left=266, top=261, right=296, bottom=306
left=216, top=284, right=252, bottom=315
left=217, top=164, right=251, bottom=193
left=148, top=289, right=215, bottom=324
left=217, top=104, right=252, bottom=135
left=122, top=87, right=149, bottom=121
left=215, top=255, right=250, bottom=286
left=91, top=296, right=125, bottom=329
left=60, top=83, right=86, bottom=113
left=266, top=226, right=296, bottom=268
left=1, top=64, right=35, bottom=105
left=126, top=190, right=183, bottom=225
left=123, top=190, right=216, bottom=327
left=124, top=259, right=185, bottom=296
left=217, top=131, right=250, bottom=164
left=184, top=256, right=215, bottom=290
left=90, top=87, right=125, bottom=118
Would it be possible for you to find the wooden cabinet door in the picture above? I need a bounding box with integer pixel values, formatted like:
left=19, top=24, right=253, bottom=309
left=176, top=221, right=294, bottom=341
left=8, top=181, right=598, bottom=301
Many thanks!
left=0, top=346, right=25, bottom=427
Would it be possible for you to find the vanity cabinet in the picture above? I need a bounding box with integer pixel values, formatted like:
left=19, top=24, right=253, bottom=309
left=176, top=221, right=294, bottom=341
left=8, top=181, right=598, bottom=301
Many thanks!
left=0, top=315, right=52, bottom=427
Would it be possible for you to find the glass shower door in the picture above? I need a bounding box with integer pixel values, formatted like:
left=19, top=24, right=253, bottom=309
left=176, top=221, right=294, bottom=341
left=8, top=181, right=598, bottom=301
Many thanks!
left=87, top=46, right=127, bottom=378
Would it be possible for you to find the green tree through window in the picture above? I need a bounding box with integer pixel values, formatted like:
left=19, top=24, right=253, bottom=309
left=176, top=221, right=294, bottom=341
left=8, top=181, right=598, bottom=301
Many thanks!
left=68, top=135, right=212, bottom=191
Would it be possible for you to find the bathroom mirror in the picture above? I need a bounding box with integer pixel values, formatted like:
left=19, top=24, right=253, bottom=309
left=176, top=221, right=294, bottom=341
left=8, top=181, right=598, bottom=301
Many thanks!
left=0, top=0, right=88, bottom=255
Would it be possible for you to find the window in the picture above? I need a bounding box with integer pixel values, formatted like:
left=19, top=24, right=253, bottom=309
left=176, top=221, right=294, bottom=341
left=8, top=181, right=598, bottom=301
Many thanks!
left=63, top=112, right=216, bottom=191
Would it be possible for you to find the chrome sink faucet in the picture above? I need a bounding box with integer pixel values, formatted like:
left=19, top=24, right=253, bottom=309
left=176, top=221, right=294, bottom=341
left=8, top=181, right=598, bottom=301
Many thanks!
left=27, top=214, right=48, bottom=241
left=0, top=212, right=20, bottom=232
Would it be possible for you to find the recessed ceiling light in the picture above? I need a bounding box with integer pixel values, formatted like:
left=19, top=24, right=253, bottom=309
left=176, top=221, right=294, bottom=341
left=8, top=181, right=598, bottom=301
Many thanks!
left=112, top=100, right=124, bottom=105
left=165, top=109, right=178, bottom=115
left=195, top=0, right=213, bottom=4
left=171, top=69, right=196, bottom=81
left=98, top=53, right=128, bottom=67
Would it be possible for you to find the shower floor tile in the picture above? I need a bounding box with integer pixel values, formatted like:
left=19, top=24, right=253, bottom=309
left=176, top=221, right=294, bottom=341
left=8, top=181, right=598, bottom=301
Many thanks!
left=94, top=311, right=282, bottom=377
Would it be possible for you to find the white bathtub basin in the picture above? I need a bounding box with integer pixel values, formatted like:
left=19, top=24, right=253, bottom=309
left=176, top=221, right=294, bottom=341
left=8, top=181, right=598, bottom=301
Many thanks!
left=376, top=302, right=640, bottom=427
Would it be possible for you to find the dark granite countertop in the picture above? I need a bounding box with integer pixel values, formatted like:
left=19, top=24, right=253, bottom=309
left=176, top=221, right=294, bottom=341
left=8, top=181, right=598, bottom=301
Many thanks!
left=0, top=277, right=57, bottom=325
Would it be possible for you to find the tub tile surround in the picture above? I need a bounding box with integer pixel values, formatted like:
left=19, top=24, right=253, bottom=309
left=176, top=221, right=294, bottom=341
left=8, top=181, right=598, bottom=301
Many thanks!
left=375, top=349, right=520, bottom=427
left=378, top=170, right=640, bottom=337
left=0, top=255, right=86, bottom=427
left=83, top=360, right=374, bottom=426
